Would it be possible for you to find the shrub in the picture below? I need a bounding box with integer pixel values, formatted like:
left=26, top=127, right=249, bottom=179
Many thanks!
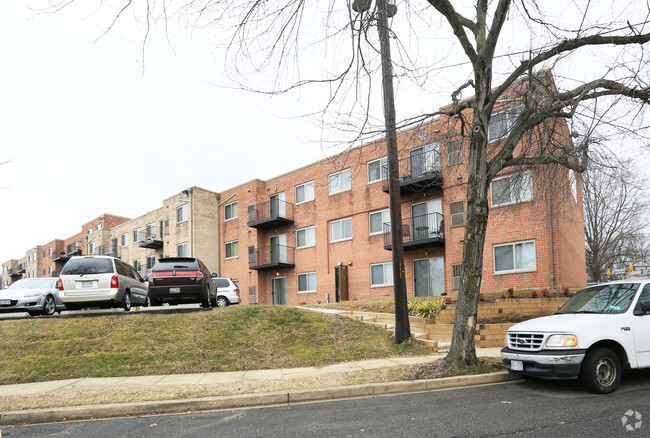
left=529, top=290, right=538, bottom=298
left=479, top=293, right=486, bottom=302
left=501, top=294, right=507, bottom=299
left=540, top=288, right=550, bottom=297
left=562, top=286, right=570, bottom=296
left=503, top=312, right=522, bottom=323
left=506, top=288, right=514, bottom=298
left=444, top=297, right=453, bottom=305
left=408, top=299, right=446, bottom=319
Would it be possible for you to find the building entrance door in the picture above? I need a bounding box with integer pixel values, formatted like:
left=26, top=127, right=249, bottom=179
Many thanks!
left=335, top=265, right=349, bottom=302
left=271, top=277, right=288, bottom=305
left=414, top=257, right=445, bottom=296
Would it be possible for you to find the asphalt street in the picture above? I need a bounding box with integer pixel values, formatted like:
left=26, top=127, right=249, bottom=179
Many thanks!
left=4, top=370, right=650, bottom=437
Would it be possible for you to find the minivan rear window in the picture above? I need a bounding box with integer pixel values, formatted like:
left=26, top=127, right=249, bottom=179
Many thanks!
left=61, top=258, right=114, bottom=275
left=214, top=279, right=230, bottom=287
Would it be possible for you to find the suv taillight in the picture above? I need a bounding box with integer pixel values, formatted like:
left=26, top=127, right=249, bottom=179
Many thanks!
left=234, top=288, right=240, bottom=296
left=111, top=275, right=119, bottom=289
left=57, top=278, right=63, bottom=291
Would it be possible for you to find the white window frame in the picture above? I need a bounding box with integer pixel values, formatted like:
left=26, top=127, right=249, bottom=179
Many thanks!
left=89, top=242, right=95, bottom=254
left=121, top=233, right=129, bottom=247
left=296, top=226, right=316, bottom=249
left=177, top=204, right=189, bottom=223
left=367, top=157, right=387, bottom=184
left=133, top=228, right=142, bottom=243
left=490, top=170, right=533, bottom=208
left=177, top=242, right=189, bottom=257
left=48, top=248, right=52, bottom=256
left=48, top=266, right=52, bottom=275
left=328, top=168, right=352, bottom=195
left=493, top=239, right=537, bottom=275
left=369, top=209, right=390, bottom=236
left=224, top=202, right=238, bottom=221
left=225, top=240, right=239, bottom=259
left=295, top=181, right=315, bottom=205
left=297, top=272, right=317, bottom=293
left=96, top=223, right=103, bottom=231
left=370, top=262, right=393, bottom=287
left=330, top=217, right=353, bottom=243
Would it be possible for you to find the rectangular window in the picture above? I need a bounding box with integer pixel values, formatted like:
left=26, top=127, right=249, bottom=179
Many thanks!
left=297, top=272, right=317, bottom=293
left=491, top=170, right=533, bottom=208
left=177, top=242, right=189, bottom=257
left=89, top=242, right=95, bottom=254
left=224, top=202, right=238, bottom=221
left=121, top=233, right=128, bottom=247
left=225, top=240, right=239, bottom=259
left=370, top=262, right=393, bottom=287
left=449, top=201, right=465, bottom=227
left=133, top=259, right=142, bottom=274
left=447, top=139, right=462, bottom=166
left=146, top=255, right=156, bottom=270
left=87, top=228, right=92, bottom=235
left=177, top=204, right=189, bottom=223
left=367, top=157, right=387, bottom=184
left=328, top=168, right=352, bottom=195
left=248, top=246, right=255, bottom=264
left=48, top=266, right=52, bottom=275
left=452, top=264, right=463, bottom=290
left=330, top=217, right=353, bottom=242
left=97, top=224, right=103, bottom=231
left=48, top=248, right=52, bottom=256
left=133, top=228, right=141, bottom=243
left=369, top=209, right=390, bottom=235
left=295, top=181, right=315, bottom=204
left=164, top=219, right=170, bottom=235
left=489, top=105, right=523, bottom=141
left=494, top=240, right=536, bottom=274
left=296, top=226, right=316, bottom=249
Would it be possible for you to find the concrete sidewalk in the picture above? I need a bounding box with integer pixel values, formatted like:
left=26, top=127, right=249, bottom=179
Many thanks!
left=0, top=349, right=506, bottom=425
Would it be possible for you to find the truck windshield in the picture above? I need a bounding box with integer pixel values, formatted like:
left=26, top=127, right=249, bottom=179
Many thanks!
left=557, top=283, right=640, bottom=314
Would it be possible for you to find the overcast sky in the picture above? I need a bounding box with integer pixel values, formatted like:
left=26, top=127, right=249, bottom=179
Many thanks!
left=1, top=1, right=648, bottom=264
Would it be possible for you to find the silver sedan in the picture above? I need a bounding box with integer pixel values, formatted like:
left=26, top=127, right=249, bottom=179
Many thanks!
left=0, top=278, right=66, bottom=317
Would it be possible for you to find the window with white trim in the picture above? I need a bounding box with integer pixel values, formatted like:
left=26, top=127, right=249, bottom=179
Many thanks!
left=369, top=209, right=390, bottom=235
left=297, top=272, right=317, bottom=293
left=494, top=240, right=536, bottom=274
left=367, top=157, right=387, bottom=184
left=295, top=181, right=315, bottom=204
left=449, top=201, right=465, bottom=227
left=489, top=105, right=523, bottom=141
left=89, top=242, right=95, bottom=254
left=296, top=226, right=316, bottom=249
left=370, top=262, right=393, bottom=287
left=133, top=259, right=142, bottom=274
left=48, top=266, right=52, bottom=275
left=133, top=228, right=141, bottom=243
left=491, top=170, right=533, bottom=207
left=177, top=242, right=189, bottom=257
left=97, top=223, right=103, bottom=231
left=121, top=233, right=128, bottom=247
left=328, top=168, right=351, bottom=195
left=177, top=204, right=189, bottom=223
left=146, top=255, right=156, bottom=271
left=225, top=241, right=239, bottom=259
left=224, top=202, right=238, bottom=221
left=330, top=217, right=352, bottom=242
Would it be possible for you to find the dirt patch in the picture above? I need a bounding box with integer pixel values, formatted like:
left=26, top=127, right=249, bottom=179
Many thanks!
left=406, top=357, right=504, bottom=380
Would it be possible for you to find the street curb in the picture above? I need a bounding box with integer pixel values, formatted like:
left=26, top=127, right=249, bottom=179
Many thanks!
left=0, top=372, right=514, bottom=426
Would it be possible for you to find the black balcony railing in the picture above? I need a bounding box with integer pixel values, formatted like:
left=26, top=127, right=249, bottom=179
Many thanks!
left=52, top=251, right=69, bottom=262
left=383, top=212, right=444, bottom=251
left=16, top=263, right=26, bottom=274
left=138, top=226, right=164, bottom=249
left=8, top=268, right=21, bottom=277
left=249, top=245, right=295, bottom=270
left=67, top=243, right=82, bottom=256
left=248, top=199, right=294, bottom=230
left=51, top=270, right=61, bottom=278
left=381, top=149, right=442, bottom=195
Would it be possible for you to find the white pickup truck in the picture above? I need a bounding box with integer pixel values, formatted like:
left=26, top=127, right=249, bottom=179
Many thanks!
left=502, top=280, right=650, bottom=393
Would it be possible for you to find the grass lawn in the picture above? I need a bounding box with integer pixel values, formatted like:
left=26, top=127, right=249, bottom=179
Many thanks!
left=0, top=306, right=432, bottom=385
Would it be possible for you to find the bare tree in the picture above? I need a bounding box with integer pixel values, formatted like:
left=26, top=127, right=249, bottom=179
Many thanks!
left=584, top=163, right=648, bottom=281
left=38, top=0, right=650, bottom=366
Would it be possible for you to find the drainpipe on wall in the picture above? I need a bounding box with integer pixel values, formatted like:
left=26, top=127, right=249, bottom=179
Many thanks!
left=544, top=125, right=556, bottom=289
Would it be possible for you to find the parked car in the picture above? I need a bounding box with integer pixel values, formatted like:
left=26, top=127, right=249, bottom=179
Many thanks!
left=502, top=279, right=650, bottom=393
left=148, top=257, right=216, bottom=308
left=57, top=256, right=149, bottom=311
left=212, top=277, right=241, bottom=307
left=0, top=278, right=67, bottom=316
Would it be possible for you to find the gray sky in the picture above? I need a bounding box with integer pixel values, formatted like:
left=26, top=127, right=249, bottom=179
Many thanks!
left=1, top=1, right=648, bottom=265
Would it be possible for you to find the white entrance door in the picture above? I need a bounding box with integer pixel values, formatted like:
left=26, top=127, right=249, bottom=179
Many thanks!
left=269, top=192, right=286, bottom=218
left=271, top=277, right=288, bottom=305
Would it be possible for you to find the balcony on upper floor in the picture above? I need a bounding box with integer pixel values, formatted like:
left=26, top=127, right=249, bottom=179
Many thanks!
left=248, top=199, right=294, bottom=230
left=8, top=268, right=22, bottom=277
left=16, top=263, right=26, bottom=274
left=138, top=226, right=164, bottom=249
left=249, top=245, right=295, bottom=271
left=383, top=212, right=445, bottom=251
left=52, top=251, right=69, bottom=263
left=67, top=242, right=82, bottom=256
left=382, top=148, right=442, bottom=195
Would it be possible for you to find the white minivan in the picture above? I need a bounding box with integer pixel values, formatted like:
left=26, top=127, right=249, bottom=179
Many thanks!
left=58, top=256, right=149, bottom=311
left=502, top=280, right=650, bottom=393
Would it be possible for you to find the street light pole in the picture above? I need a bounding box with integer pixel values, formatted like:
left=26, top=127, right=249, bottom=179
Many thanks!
left=375, top=0, right=410, bottom=344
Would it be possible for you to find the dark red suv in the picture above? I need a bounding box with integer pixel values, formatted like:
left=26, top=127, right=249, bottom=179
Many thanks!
left=147, top=257, right=216, bottom=308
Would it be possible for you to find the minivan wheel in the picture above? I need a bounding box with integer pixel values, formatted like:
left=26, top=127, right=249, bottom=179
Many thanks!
left=581, top=347, right=622, bottom=394
left=42, top=295, right=56, bottom=316
left=123, top=292, right=132, bottom=312
left=216, top=296, right=229, bottom=308
left=145, top=295, right=151, bottom=307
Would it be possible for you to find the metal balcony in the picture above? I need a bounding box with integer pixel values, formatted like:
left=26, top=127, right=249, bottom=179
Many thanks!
left=249, top=245, right=295, bottom=271
left=67, top=243, right=82, bottom=256
left=383, top=212, right=444, bottom=251
left=16, top=264, right=26, bottom=274
left=138, top=226, right=164, bottom=249
left=248, top=199, right=294, bottom=230
left=382, top=149, right=442, bottom=195
left=8, top=268, right=21, bottom=277
left=52, top=251, right=69, bottom=262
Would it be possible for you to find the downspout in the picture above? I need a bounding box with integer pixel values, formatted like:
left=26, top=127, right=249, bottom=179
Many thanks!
left=543, top=124, right=555, bottom=288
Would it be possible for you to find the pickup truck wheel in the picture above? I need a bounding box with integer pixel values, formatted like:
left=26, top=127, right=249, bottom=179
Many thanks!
left=581, top=347, right=621, bottom=394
